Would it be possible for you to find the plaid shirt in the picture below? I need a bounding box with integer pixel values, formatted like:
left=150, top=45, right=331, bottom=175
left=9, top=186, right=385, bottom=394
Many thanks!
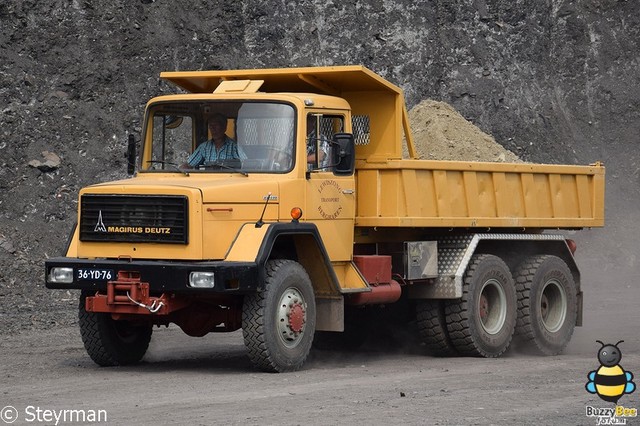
left=187, top=137, right=247, bottom=167
left=307, top=131, right=330, bottom=170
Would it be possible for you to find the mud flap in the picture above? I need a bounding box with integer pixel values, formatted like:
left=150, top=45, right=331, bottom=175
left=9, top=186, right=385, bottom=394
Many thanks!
left=576, top=290, right=583, bottom=327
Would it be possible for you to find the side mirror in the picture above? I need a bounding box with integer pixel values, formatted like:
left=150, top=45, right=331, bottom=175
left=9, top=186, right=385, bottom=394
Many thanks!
left=164, top=115, right=183, bottom=129
left=332, top=132, right=355, bottom=175
left=126, top=134, right=136, bottom=175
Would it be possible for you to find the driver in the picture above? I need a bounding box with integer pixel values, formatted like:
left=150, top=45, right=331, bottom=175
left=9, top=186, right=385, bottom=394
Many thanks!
left=185, top=113, right=246, bottom=168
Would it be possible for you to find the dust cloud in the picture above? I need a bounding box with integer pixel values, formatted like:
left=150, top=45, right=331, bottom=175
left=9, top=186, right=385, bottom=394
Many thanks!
left=568, top=185, right=640, bottom=356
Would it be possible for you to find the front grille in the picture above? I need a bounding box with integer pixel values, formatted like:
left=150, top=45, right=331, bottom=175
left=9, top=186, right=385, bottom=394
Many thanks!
left=79, top=195, right=188, bottom=244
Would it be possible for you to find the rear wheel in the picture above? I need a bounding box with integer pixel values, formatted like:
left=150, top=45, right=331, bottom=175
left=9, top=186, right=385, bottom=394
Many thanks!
left=78, top=291, right=152, bottom=366
left=242, top=260, right=316, bottom=372
left=416, top=299, right=458, bottom=356
left=513, top=255, right=577, bottom=355
left=445, top=254, right=517, bottom=357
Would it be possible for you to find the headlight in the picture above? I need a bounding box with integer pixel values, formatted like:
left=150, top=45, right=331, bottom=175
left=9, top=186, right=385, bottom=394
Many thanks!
left=189, top=272, right=215, bottom=288
left=48, top=267, right=74, bottom=284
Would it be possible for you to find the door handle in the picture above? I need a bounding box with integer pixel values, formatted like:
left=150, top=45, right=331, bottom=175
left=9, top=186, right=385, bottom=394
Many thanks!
left=341, top=189, right=355, bottom=195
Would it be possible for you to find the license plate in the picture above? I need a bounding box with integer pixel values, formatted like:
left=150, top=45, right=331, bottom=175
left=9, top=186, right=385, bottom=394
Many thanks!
left=77, top=268, right=115, bottom=281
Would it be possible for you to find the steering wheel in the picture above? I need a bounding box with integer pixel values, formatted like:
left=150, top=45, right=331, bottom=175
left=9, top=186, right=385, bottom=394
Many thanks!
left=265, top=146, right=293, bottom=170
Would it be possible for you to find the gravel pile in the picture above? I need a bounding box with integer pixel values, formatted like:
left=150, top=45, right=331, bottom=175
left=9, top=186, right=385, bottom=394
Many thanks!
left=405, top=100, right=521, bottom=162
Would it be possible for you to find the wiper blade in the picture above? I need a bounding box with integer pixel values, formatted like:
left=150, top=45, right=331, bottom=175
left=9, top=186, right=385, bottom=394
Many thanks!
left=204, top=161, right=248, bottom=176
left=146, top=160, right=189, bottom=176
left=217, top=163, right=248, bottom=176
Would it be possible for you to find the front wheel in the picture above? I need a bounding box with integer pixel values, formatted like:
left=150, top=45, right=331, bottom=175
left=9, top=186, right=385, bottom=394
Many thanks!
left=242, top=260, right=316, bottom=372
left=445, top=254, right=517, bottom=357
left=513, top=255, right=577, bottom=355
left=78, top=291, right=152, bottom=366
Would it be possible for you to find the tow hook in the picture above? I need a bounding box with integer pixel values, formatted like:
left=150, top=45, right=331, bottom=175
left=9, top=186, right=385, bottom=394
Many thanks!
left=126, top=291, right=164, bottom=313
left=85, top=271, right=179, bottom=315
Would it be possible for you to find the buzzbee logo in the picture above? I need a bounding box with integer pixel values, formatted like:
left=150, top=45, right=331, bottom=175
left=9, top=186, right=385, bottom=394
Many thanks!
left=586, top=340, right=636, bottom=403
left=585, top=340, right=637, bottom=425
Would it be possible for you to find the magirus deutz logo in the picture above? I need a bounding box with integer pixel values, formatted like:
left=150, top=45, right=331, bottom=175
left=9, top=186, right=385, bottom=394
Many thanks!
left=93, top=210, right=171, bottom=235
left=94, top=211, right=107, bottom=232
left=585, top=340, right=637, bottom=425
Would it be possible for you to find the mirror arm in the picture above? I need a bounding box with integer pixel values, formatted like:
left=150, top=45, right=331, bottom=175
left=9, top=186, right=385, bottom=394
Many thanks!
left=126, top=134, right=136, bottom=175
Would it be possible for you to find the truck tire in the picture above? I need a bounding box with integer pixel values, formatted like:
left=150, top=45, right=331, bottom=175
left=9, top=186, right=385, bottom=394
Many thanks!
left=78, top=291, right=152, bottom=366
left=513, top=255, right=577, bottom=355
left=445, top=254, right=517, bottom=357
left=416, top=299, right=458, bottom=357
left=242, top=260, right=316, bottom=372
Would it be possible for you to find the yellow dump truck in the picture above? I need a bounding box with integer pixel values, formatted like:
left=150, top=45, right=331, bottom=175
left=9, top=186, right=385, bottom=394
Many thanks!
left=45, top=66, right=605, bottom=372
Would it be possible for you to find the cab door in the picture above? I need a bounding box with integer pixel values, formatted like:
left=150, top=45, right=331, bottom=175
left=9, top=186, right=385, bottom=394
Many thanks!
left=305, top=113, right=355, bottom=262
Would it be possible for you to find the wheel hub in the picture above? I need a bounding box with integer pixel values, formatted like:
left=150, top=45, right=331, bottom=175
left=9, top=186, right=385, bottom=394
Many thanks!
left=288, top=302, right=305, bottom=333
left=277, top=287, right=307, bottom=347
left=479, top=294, right=489, bottom=323
left=478, top=279, right=507, bottom=335
left=540, top=279, right=567, bottom=333
left=540, top=294, right=549, bottom=318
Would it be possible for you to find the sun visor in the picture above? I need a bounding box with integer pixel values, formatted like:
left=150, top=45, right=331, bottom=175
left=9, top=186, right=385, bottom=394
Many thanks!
left=214, top=80, right=264, bottom=94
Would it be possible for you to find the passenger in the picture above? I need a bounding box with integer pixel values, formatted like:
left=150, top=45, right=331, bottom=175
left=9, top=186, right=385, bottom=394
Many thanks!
left=185, top=113, right=246, bottom=168
left=306, top=115, right=329, bottom=170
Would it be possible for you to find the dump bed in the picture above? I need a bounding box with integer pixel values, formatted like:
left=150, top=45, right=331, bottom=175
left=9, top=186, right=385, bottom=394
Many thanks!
left=355, top=159, right=605, bottom=229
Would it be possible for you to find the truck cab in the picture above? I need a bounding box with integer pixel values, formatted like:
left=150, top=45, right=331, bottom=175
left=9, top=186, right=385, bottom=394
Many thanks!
left=136, top=90, right=357, bottom=261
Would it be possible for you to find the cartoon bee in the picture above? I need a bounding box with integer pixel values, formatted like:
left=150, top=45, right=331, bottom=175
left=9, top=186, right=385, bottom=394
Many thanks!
left=586, top=340, right=636, bottom=403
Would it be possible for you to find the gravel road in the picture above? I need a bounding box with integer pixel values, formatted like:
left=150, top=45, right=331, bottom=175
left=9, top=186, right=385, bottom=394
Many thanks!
left=2, top=273, right=638, bottom=426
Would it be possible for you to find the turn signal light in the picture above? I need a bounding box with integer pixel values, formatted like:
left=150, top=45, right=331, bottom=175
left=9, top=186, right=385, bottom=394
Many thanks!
left=566, top=239, right=577, bottom=255
left=291, top=207, right=303, bottom=221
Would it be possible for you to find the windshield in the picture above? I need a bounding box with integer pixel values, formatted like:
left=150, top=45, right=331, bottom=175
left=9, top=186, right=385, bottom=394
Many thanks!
left=142, top=101, right=296, bottom=173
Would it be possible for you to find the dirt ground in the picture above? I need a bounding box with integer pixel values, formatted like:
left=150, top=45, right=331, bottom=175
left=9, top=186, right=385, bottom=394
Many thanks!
left=2, top=262, right=639, bottom=426
left=2, top=327, right=639, bottom=426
